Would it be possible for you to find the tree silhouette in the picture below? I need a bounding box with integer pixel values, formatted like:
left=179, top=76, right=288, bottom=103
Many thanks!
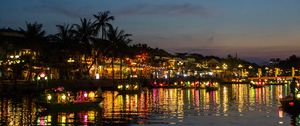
left=106, top=26, right=131, bottom=80
left=72, top=18, right=97, bottom=78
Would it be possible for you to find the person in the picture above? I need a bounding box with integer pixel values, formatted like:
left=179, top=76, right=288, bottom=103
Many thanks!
left=290, top=77, right=296, bottom=99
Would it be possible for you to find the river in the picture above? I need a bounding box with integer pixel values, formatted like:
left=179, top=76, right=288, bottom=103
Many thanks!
left=0, top=84, right=296, bottom=125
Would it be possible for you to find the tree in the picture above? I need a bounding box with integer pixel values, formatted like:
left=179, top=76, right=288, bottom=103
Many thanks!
left=93, top=11, right=114, bottom=39
left=93, top=11, right=115, bottom=78
left=52, top=24, right=78, bottom=80
left=72, top=18, right=97, bottom=78
left=19, top=22, right=46, bottom=81
left=19, top=22, right=46, bottom=51
left=106, top=26, right=131, bottom=80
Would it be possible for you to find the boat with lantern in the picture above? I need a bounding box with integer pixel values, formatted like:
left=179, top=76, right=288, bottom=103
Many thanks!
left=279, top=94, right=300, bottom=114
left=250, top=80, right=266, bottom=88
left=36, top=87, right=103, bottom=110
left=205, top=82, right=219, bottom=91
left=117, top=81, right=142, bottom=94
left=196, top=81, right=219, bottom=91
left=279, top=78, right=300, bottom=114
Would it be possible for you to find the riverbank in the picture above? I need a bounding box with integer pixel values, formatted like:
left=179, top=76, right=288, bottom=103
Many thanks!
left=0, top=79, right=147, bottom=95
left=0, top=78, right=249, bottom=95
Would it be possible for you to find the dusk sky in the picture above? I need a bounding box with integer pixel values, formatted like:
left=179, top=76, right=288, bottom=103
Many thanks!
left=1, top=0, right=300, bottom=64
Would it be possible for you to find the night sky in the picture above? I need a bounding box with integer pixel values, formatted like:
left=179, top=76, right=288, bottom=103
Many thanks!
left=1, top=0, right=300, bottom=64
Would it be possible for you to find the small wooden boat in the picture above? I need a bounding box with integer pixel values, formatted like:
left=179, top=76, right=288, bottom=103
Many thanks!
left=37, top=100, right=102, bottom=110
left=206, top=86, right=219, bottom=91
left=280, top=96, right=300, bottom=114
left=250, top=81, right=266, bottom=88
left=195, top=83, right=206, bottom=90
left=280, top=78, right=300, bottom=114
left=37, top=87, right=103, bottom=110
left=117, top=82, right=142, bottom=94
left=202, top=81, right=219, bottom=91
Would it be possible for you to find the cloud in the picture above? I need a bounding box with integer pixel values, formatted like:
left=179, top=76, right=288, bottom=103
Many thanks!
left=23, top=4, right=84, bottom=19
left=116, top=3, right=211, bottom=17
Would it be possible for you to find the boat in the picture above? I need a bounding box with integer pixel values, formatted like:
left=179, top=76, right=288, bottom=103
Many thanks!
left=117, top=82, right=142, bottom=94
left=279, top=78, right=300, bottom=114
left=36, top=87, right=103, bottom=111
left=206, top=86, right=219, bottom=91
left=197, top=81, right=219, bottom=91
left=197, top=83, right=206, bottom=89
left=250, top=80, right=266, bottom=88
left=279, top=95, right=300, bottom=114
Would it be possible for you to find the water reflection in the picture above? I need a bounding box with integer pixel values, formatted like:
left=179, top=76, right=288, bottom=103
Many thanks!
left=0, top=96, right=37, bottom=125
left=0, top=84, right=296, bottom=125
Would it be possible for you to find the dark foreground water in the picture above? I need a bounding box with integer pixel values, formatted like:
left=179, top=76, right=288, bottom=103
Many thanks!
left=0, top=84, right=297, bottom=126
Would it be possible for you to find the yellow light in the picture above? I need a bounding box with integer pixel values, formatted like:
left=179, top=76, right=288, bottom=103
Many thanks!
left=47, top=94, right=52, bottom=100
left=118, top=85, right=123, bottom=89
left=279, top=94, right=282, bottom=99
left=238, top=64, right=243, bottom=68
left=62, top=94, right=66, bottom=100
left=10, top=55, right=14, bottom=58
left=96, top=73, right=100, bottom=79
left=297, top=94, right=300, bottom=99
left=67, top=58, right=75, bottom=63
left=88, top=92, right=95, bottom=98
left=126, top=85, right=129, bottom=89
left=134, top=85, right=138, bottom=89
left=15, top=55, right=19, bottom=58
left=249, top=66, right=253, bottom=69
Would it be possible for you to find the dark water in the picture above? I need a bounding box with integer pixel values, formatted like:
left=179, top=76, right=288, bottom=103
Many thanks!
left=0, top=84, right=297, bottom=125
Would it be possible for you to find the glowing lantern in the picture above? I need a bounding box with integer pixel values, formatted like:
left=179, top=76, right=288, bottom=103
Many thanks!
left=297, top=94, right=300, bottom=99
left=84, top=92, right=88, bottom=98
left=134, top=85, right=138, bottom=89
left=40, top=73, right=46, bottom=78
left=279, top=94, right=282, bottom=99
left=62, top=94, right=66, bottom=100
left=88, top=92, right=95, bottom=98
left=118, top=85, right=123, bottom=89
left=96, top=73, right=100, bottom=79
left=47, top=94, right=52, bottom=100
left=289, top=102, right=294, bottom=106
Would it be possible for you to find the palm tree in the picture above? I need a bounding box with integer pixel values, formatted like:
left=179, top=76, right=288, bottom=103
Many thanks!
left=19, top=22, right=46, bottom=81
left=53, top=24, right=77, bottom=80
left=93, top=11, right=114, bottom=39
left=93, top=11, right=115, bottom=78
left=106, top=26, right=131, bottom=80
left=72, top=18, right=97, bottom=78
left=19, top=22, right=46, bottom=51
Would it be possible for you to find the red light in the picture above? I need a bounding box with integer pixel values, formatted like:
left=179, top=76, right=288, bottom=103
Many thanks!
left=289, top=102, right=294, bottom=106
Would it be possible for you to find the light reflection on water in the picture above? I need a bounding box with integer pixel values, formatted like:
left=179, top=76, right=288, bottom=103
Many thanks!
left=0, top=84, right=296, bottom=125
